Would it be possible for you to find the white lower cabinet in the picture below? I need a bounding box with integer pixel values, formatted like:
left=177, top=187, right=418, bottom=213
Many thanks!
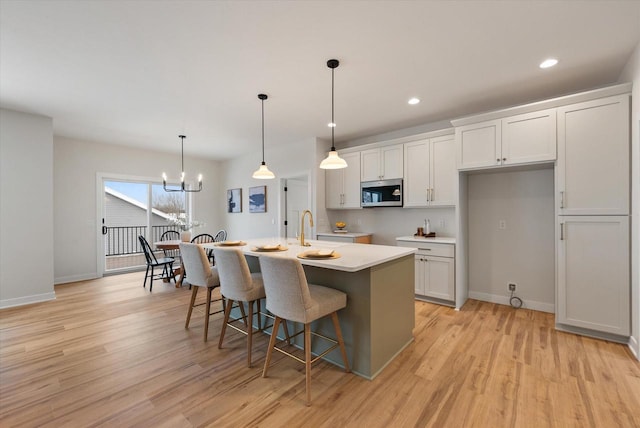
left=415, top=251, right=455, bottom=302
left=556, top=216, right=629, bottom=336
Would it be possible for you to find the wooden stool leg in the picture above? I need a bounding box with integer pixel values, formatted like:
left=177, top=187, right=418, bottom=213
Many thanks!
left=282, top=319, right=291, bottom=345
left=204, top=286, right=213, bottom=342
left=262, top=316, right=281, bottom=378
left=185, top=286, right=198, bottom=328
left=331, top=312, right=350, bottom=373
left=218, top=299, right=233, bottom=349
left=257, top=299, right=262, bottom=330
left=304, top=323, right=312, bottom=406
left=247, top=300, right=254, bottom=367
left=239, top=302, right=248, bottom=327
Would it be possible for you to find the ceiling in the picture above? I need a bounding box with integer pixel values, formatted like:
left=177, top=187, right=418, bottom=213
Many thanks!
left=1, top=1, right=639, bottom=161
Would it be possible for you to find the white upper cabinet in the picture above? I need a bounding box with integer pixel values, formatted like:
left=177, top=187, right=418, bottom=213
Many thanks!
left=502, top=109, right=557, bottom=165
left=361, top=144, right=403, bottom=181
left=456, top=108, right=557, bottom=170
left=456, top=120, right=501, bottom=169
left=326, top=151, right=361, bottom=209
left=404, top=135, right=455, bottom=207
left=556, top=94, right=630, bottom=215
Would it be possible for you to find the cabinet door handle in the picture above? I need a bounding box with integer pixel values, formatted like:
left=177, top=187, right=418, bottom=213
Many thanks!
left=560, top=223, right=564, bottom=241
left=497, top=158, right=501, bottom=163
left=560, top=191, right=564, bottom=209
left=502, top=157, right=507, bottom=162
left=430, top=188, right=434, bottom=201
left=426, top=188, right=430, bottom=202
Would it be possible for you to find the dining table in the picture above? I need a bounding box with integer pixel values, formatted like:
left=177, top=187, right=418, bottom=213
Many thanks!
left=153, top=239, right=186, bottom=287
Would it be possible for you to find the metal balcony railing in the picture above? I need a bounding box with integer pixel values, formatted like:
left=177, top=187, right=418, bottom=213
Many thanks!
left=105, top=225, right=179, bottom=256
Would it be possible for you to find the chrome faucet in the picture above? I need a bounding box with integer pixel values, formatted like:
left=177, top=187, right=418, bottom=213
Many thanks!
left=300, top=210, right=314, bottom=247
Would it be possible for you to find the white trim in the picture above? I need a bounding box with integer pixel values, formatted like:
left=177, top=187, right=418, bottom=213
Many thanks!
left=468, top=291, right=555, bottom=313
left=629, top=336, right=639, bottom=360
left=555, top=323, right=629, bottom=345
left=451, top=82, right=632, bottom=126
left=55, top=273, right=99, bottom=285
left=0, top=292, right=56, bottom=309
left=338, top=128, right=455, bottom=155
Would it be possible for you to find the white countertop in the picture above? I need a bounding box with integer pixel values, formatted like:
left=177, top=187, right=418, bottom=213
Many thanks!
left=316, top=231, right=372, bottom=238
left=203, top=238, right=415, bottom=273
left=396, top=236, right=456, bottom=244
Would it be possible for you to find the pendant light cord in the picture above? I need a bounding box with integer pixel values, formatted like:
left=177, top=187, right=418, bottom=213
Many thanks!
left=261, top=97, right=265, bottom=163
left=180, top=135, right=185, bottom=173
left=331, top=66, right=335, bottom=151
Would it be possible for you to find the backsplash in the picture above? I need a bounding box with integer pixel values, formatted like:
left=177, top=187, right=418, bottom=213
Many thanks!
left=324, top=206, right=455, bottom=246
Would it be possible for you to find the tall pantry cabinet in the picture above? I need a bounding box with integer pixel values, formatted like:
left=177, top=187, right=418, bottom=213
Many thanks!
left=556, top=93, right=630, bottom=336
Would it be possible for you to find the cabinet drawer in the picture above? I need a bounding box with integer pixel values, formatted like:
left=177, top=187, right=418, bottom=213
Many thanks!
left=398, top=241, right=454, bottom=257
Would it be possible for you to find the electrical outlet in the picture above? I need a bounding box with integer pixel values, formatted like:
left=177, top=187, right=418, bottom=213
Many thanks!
left=439, top=219, right=445, bottom=228
left=508, top=283, right=516, bottom=291
left=499, top=220, right=507, bottom=230
left=357, top=218, right=362, bottom=226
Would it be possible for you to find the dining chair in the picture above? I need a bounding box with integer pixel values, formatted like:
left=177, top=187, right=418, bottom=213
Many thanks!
left=179, top=242, right=224, bottom=341
left=213, top=247, right=288, bottom=368
left=138, top=235, right=176, bottom=291
left=213, top=230, right=227, bottom=242
left=160, top=230, right=181, bottom=259
left=191, top=233, right=216, bottom=264
left=258, top=255, right=350, bottom=406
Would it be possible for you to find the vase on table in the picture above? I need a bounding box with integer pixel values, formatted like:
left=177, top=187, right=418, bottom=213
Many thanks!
left=181, top=231, right=191, bottom=242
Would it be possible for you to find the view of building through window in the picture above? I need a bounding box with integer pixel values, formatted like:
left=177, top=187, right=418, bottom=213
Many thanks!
left=103, top=180, right=187, bottom=272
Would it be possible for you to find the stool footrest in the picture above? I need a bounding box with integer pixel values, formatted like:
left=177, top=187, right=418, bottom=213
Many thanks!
left=271, top=330, right=339, bottom=365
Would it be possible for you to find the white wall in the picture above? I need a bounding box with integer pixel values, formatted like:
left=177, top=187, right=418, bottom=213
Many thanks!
left=54, top=137, right=221, bottom=284
left=467, top=168, right=556, bottom=312
left=0, top=109, right=55, bottom=308
left=218, top=137, right=320, bottom=240
left=619, top=41, right=640, bottom=359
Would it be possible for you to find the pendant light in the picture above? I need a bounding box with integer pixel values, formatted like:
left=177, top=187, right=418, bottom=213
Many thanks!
left=319, top=59, right=348, bottom=169
left=252, top=93, right=275, bottom=179
left=162, top=135, right=203, bottom=192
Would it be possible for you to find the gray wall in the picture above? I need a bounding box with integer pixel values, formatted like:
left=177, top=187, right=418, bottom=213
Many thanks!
left=53, top=136, right=221, bottom=284
left=0, top=109, right=54, bottom=307
left=467, top=168, right=555, bottom=312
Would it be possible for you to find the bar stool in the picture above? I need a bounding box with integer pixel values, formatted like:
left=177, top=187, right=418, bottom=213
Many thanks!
left=213, top=247, right=287, bottom=368
left=258, top=254, right=350, bottom=406
left=179, top=243, right=223, bottom=342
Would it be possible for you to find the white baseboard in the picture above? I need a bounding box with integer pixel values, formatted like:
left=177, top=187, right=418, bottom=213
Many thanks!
left=629, top=336, right=639, bottom=360
left=0, top=292, right=56, bottom=309
left=54, top=272, right=98, bottom=285
left=468, top=291, right=555, bottom=313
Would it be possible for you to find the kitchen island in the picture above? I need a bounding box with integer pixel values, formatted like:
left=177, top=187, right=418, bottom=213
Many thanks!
left=203, top=238, right=416, bottom=379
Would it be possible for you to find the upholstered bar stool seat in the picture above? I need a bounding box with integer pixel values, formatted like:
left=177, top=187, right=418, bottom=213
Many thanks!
left=258, top=255, right=350, bottom=406
left=179, top=243, right=223, bottom=342
left=213, top=247, right=288, bottom=368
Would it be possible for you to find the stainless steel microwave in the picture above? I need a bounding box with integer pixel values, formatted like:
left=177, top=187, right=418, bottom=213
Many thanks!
left=361, top=179, right=403, bottom=207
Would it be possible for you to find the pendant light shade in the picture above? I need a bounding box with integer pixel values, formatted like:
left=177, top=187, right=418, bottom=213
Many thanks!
left=162, top=135, right=203, bottom=192
left=252, top=93, right=275, bottom=179
left=320, top=59, right=348, bottom=170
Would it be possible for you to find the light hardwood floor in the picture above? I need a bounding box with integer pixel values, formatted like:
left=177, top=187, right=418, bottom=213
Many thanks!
left=1, top=272, right=639, bottom=427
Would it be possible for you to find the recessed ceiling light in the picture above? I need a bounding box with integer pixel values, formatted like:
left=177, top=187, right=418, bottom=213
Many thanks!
left=539, top=58, right=558, bottom=69
left=408, top=97, right=420, bottom=105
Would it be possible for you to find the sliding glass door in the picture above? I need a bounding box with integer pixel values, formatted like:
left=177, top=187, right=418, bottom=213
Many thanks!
left=101, top=177, right=186, bottom=274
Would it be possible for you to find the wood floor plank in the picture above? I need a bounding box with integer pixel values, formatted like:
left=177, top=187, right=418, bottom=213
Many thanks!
left=1, top=271, right=639, bottom=427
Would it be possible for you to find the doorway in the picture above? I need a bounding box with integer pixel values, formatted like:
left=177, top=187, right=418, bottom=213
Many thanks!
left=281, top=175, right=309, bottom=240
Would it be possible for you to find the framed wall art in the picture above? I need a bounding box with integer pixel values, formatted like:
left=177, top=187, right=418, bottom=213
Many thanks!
left=249, top=185, right=266, bottom=213
left=227, top=188, right=242, bottom=213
